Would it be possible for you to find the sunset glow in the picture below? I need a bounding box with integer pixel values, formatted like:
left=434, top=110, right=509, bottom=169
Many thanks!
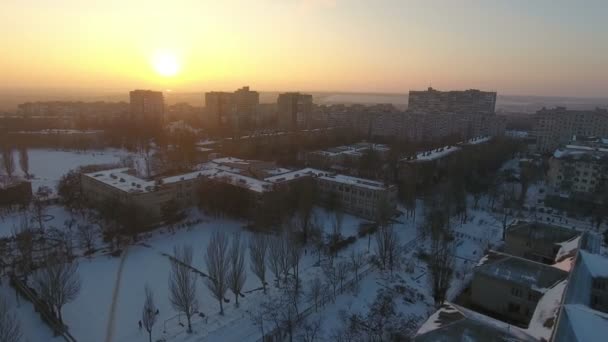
left=0, top=0, right=607, bottom=96
left=151, top=51, right=180, bottom=77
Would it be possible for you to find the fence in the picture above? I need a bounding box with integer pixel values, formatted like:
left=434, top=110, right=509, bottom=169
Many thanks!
left=10, top=276, right=78, bottom=342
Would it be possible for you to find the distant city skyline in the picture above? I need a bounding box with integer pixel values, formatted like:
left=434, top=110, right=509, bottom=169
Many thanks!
left=1, top=0, right=607, bottom=97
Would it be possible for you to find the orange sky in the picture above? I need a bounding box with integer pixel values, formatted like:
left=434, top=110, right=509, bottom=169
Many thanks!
left=1, top=0, right=607, bottom=97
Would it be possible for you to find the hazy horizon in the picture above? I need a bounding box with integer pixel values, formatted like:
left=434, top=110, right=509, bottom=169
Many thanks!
left=2, top=0, right=607, bottom=98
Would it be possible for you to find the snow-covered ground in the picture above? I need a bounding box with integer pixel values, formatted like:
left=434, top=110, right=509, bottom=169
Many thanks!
left=0, top=196, right=508, bottom=342
left=0, top=282, right=56, bottom=342
left=2, top=153, right=605, bottom=341
left=10, top=148, right=130, bottom=194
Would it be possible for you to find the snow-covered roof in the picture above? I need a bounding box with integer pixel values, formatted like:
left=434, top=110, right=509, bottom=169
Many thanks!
left=415, top=302, right=536, bottom=342
left=460, top=136, right=493, bottom=146
left=210, top=171, right=273, bottom=193
left=85, top=168, right=155, bottom=193
left=264, top=168, right=328, bottom=183
left=507, top=222, right=579, bottom=246
left=525, top=279, right=568, bottom=340
left=401, top=145, right=461, bottom=163
left=555, top=236, right=581, bottom=263
left=476, top=252, right=568, bottom=292
left=553, top=144, right=608, bottom=160
left=318, top=173, right=391, bottom=190
left=309, top=142, right=390, bottom=157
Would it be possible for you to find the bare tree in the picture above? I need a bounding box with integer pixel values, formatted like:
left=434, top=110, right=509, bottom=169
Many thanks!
left=267, top=235, right=282, bottom=286
left=248, top=307, right=267, bottom=341
left=426, top=232, right=455, bottom=307
left=168, top=245, right=198, bottom=333
left=77, top=224, right=96, bottom=256
left=349, top=250, right=365, bottom=281
left=32, top=186, right=52, bottom=230
left=12, top=218, right=34, bottom=278
left=289, top=237, right=304, bottom=294
left=375, top=225, right=399, bottom=272
left=249, top=234, right=268, bottom=293
left=228, top=232, right=246, bottom=307
left=337, top=261, right=348, bottom=292
left=1, top=146, right=15, bottom=178
left=321, top=261, right=338, bottom=301
left=297, top=316, right=323, bottom=342
left=0, top=296, right=22, bottom=342
left=141, top=285, right=157, bottom=342
left=331, top=210, right=344, bottom=240
left=307, top=277, right=324, bottom=312
left=268, top=233, right=290, bottom=285
left=32, top=255, right=81, bottom=323
left=205, top=231, right=230, bottom=315
left=18, top=147, right=28, bottom=178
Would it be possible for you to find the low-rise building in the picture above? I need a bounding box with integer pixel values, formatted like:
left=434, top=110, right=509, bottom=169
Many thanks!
left=553, top=251, right=608, bottom=342
left=415, top=302, right=536, bottom=342
left=304, top=142, right=390, bottom=169
left=504, top=222, right=580, bottom=264
left=0, top=176, right=32, bottom=207
left=82, top=157, right=397, bottom=223
left=471, top=251, right=568, bottom=325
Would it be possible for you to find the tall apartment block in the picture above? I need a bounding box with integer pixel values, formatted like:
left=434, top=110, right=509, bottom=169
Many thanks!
left=408, top=87, right=497, bottom=114
left=205, top=91, right=234, bottom=132
left=277, top=92, right=313, bottom=131
left=233, top=86, right=259, bottom=130
left=533, top=107, right=608, bottom=153
left=205, top=86, right=259, bottom=133
left=129, top=90, right=164, bottom=129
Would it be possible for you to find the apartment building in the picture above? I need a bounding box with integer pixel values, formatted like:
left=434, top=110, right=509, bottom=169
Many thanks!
left=547, top=139, right=608, bottom=196
left=533, top=107, right=608, bottom=153
left=277, top=92, right=313, bottom=131
left=233, top=86, right=259, bottom=130
left=204, top=86, right=260, bottom=133
left=129, top=90, right=164, bottom=130
left=408, top=87, right=497, bottom=114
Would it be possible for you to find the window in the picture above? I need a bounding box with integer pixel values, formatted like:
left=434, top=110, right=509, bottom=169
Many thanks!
left=593, top=279, right=607, bottom=291
left=511, top=287, right=523, bottom=297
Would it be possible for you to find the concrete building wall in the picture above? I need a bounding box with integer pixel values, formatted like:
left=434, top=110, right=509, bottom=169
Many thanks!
left=470, top=273, right=540, bottom=325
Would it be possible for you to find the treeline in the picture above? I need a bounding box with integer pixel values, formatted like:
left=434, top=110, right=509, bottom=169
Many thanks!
left=198, top=178, right=318, bottom=234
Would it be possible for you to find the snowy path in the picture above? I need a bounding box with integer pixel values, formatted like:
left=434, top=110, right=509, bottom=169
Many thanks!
left=105, top=249, right=129, bottom=342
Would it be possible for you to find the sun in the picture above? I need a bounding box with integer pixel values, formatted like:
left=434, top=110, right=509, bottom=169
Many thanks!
left=151, top=51, right=180, bottom=77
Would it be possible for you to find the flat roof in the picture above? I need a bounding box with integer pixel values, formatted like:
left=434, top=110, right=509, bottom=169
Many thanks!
left=415, top=302, right=536, bottom=342
left=476, top=251, right=568, bottom=292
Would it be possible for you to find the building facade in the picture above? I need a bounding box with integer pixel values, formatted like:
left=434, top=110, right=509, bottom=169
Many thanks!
left=504, top=222, right=580, bottom=264
left=129, top=90, right=164, bottom=129
left=533, top=107, right=608, bottom=153
left=205, top=86, right=259, bottom=133
left=471, top=252, right=568, bottom=325
left=408, top=87, right=497, bottom=114
left=277, top=92, right=313, bottom=131
left=82, top=158, right=397, bottom=223
left=547, top=141, right=608, bottom=197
